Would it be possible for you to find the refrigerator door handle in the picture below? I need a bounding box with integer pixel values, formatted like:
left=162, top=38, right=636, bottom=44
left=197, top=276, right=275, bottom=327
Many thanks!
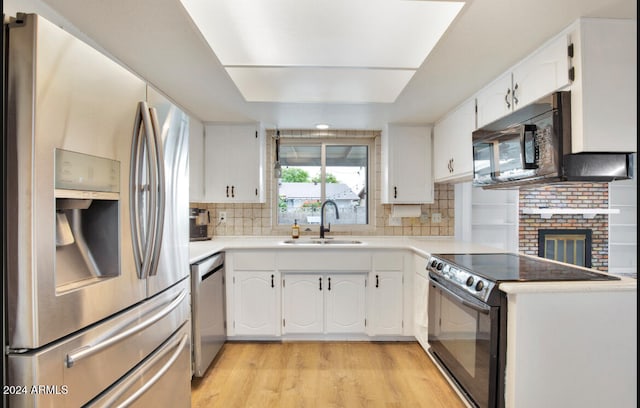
left=142, top=103, right=159, bottom=279
left=130, top=101, right=158, bottom=279
left=65, top=288, right=188, bottom=368
left=96, top=333, right=189, bottom=408
left=148, top=107, right=165, bottom=277
left=129, top=103, right=144, bottom=279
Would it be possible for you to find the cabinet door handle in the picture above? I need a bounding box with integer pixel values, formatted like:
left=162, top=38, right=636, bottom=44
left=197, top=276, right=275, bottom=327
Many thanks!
left=512, top=83, right=519, bottom=106
left=376, top=274, right=379, bottom=288
left=328, top=277, right=331, bottom=291
left=394, top=186, right=397, bottom=199
left=271, top=274, right=274, bottom=288
left=451, top=158, right=454, bottom=173
left=231, top=185, right=235, bottom=198
left=319, top=277, right=322, bottom=291
left=505, top=88, right=511, bottom=109
left=226, top=185, right=229, bottom=197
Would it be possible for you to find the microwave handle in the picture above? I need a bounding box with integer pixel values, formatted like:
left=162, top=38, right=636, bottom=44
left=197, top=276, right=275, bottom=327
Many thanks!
left=521, top=124, right=539, bottom=169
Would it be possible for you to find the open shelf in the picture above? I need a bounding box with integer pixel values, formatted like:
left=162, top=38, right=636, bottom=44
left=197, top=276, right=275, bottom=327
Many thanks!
left=521, top=208, right=620, bottom=219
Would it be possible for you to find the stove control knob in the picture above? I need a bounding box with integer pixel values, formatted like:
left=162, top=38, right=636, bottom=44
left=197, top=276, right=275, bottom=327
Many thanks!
left=436, top=262, right=444, bottom=271
left=466, top=276, right=474, bottom=287
left=430, top=260, right=438, bottom=268
left=475, top=280, right=485, bottom=292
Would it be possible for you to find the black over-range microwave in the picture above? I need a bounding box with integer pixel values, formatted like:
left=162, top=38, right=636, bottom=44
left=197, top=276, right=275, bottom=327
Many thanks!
left=472, top=91, right=633, bottom=189
left=472, top=91, right=571, bottom=188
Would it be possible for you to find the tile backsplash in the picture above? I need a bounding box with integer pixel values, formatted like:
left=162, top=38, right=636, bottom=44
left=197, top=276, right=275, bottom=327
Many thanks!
left=191, top=129, right=455, bottom=237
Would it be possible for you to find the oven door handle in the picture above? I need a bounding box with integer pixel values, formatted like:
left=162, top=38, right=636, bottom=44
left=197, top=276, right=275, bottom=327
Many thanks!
left=430, top=277, right=491, bottom=314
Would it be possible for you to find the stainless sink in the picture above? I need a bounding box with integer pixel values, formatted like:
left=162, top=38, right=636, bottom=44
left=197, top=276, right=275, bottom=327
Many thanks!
left=281, top=238, right=363, bottom=245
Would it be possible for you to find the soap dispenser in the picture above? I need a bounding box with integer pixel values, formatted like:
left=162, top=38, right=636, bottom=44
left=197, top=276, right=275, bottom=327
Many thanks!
left=291, top=219, right=300, bottom=239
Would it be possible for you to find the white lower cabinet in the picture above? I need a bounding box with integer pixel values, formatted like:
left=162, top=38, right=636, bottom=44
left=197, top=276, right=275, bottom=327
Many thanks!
left=368, top=251, right=405, bottom=336
left=413, top=254, right=430, bottom=350
left=227, top=251, right=280, bottom=337
left=282, top=274, right=323, bottom=333
left=368, top=271, right=403, bottom=335
left=282, top=273, right=366, bottom=334
left=232, top=270, right=280, bottom=336
left=227, top=249, right=414, bottom=339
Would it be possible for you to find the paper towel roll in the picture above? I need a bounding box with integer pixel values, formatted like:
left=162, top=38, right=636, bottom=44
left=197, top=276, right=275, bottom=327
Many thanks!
left=391, top=204, right=421, bottom=218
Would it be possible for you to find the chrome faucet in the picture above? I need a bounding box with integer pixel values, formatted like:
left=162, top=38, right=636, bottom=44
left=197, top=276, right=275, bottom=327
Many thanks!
left=319, top=200, right=339, bottom=239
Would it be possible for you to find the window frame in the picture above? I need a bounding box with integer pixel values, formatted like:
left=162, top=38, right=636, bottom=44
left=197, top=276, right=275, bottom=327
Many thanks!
left=272, top=136, right=376, bottom=234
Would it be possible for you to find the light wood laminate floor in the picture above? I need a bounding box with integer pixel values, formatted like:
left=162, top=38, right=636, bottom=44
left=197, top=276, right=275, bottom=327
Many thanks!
left=191, top=341, right=466, bottom=408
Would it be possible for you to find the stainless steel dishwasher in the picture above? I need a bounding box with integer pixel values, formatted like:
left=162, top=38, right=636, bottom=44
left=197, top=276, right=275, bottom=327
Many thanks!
left=191, top=252, right=226, bottom=377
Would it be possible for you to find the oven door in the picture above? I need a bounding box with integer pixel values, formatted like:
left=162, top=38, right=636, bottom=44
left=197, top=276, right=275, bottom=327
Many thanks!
left=428, top=275, right=501, bottom=408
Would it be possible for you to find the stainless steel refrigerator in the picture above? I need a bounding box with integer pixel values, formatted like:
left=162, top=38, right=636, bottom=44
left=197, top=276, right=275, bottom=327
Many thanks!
left=4, top=13, right=191, bottom=407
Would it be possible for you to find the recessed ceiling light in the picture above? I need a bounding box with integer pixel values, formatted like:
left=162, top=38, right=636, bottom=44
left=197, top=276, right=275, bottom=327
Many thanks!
left=315, top=124, right=330, bottom=130
left=180, top=0, right=465, bottom=103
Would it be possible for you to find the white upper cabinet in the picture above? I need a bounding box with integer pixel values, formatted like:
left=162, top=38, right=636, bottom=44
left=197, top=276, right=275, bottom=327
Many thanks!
left=475, top=71, right=513, bottom=129
left=433, top=97, right=476, bottom=183
left=203, top=123, right=266, bottom=203
left=567, top=18, right=637, bottom=153
left=511, top=34, right=571, bottom=109
left=476, top=34, right=571, bottom=128
left=188, top=117, right=205, bottom=202
left=381, top=124, right=434, bottom=204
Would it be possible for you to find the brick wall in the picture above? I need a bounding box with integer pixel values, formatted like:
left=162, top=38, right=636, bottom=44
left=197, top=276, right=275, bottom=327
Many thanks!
left=519, top=183, right=610, bottom=271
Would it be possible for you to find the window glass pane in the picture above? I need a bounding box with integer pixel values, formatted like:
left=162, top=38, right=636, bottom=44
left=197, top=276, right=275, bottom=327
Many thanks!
left=576, top=240, right=585, bottom=266
left=557, top=241, right=565, bottom=262
left=566, top=240, right=575, bottom=265
left=276, top=142, right=368, bottom=226
left=326, top=145, right=367, bottom=225
left=545, top=240, right=555, bottom=260
left=279, top=145, right=322, bottom=167
left=277, top=144, right=322, bottom=225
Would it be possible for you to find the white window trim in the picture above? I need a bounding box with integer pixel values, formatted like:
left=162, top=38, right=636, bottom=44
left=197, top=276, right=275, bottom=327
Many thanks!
left=271, top=136, right=377, bottom=235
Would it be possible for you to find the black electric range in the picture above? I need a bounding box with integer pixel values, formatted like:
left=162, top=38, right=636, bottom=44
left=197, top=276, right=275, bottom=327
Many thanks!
left=425, top=253, right=621, bottom=408
left=426, top=253, right=620, bottom=306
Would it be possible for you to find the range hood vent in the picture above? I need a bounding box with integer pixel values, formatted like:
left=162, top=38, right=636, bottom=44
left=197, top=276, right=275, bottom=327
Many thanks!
left=562, top=152, right=634, bottom=182
left=480, top=152, right=634, bottom=189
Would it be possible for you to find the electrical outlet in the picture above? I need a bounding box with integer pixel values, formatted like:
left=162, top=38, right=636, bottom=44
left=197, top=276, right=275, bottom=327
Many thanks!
left=388, top=215, right=402, bottom=226
left=431, top=213, right=442, bottom=223
left=219, top=211, right=227, bottom=224
left=420, top=212, right=430, bottom=223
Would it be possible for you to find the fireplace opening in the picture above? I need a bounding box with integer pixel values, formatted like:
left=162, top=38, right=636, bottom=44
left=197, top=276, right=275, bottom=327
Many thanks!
left=538, top=229, right=593, bottom=268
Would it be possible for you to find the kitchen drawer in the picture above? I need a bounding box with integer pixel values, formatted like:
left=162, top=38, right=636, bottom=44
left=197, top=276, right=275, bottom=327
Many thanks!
left=278, top=250, right=371, bottom=271
left=8, top=279, right=190, bottom=407
left=230, top=250, right=276, bottom=270
left=372, top=251, right=405, bottom=271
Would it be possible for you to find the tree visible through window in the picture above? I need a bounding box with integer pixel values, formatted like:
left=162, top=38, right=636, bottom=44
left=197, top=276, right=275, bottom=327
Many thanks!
left=276, top=141, right=369, bottom=226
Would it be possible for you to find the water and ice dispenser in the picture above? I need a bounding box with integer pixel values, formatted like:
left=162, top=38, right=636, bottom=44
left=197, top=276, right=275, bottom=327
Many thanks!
left=54, top=149, right=120, bottom=292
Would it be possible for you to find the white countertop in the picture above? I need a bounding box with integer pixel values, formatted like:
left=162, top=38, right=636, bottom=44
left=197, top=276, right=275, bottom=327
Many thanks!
left=188, top=235, right=503, bottom=264
left=190, top=236, right=637, bottom=292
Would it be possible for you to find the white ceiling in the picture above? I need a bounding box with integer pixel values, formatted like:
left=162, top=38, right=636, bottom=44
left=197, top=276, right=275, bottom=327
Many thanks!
left=179, top=0, right=464, bottom=104
left=5, top=0, right=637, bottom=130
